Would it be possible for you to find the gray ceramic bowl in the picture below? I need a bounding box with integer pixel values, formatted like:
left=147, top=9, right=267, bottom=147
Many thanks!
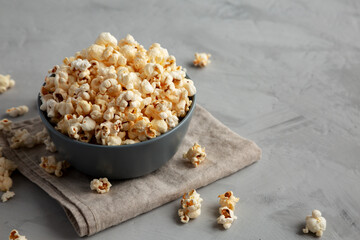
left=37, top=93, right=196, bottom=179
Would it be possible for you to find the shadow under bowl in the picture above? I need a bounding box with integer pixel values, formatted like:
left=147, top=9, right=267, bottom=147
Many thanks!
left=37, top=94, right=196, bottom=180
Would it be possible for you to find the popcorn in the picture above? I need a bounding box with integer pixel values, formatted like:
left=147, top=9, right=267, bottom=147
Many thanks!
left=0, top=74, right=15, bottom=93
left=178, top=189, right=203, bottom=223
left=303, top=210, right=327, bottom=237
left=10, top=129, right=37, bottom=149
left=218, top=191, right=239, bottom=211
left=90, top=177, right=112, bottom=194
left=0, top=118, right=13, bottom=132
left=0, top=156, right=17, bottom=176
left=193, top=52, right=211, bottom=67
left=40, top=32, right=196, bottom=145
left=217, top=206, right=238, bottom=230
left=0, top=171, right=13, bottom=192
left=6, top=105, right=29, bottom=117
left=39, top=156, right=68, bottom=177
left=217, top=191, right=239, bottom=229
left=1, top=190, right=15, bottom=202
left=9, top=229, right=27, bottom=240
left=183, top=143, right=206, bottom=167
left=44, top=137, right=57, bottom=152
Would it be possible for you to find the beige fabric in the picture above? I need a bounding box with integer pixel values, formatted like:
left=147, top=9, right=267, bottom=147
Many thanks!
left=0, top=105, right=261, bottom=237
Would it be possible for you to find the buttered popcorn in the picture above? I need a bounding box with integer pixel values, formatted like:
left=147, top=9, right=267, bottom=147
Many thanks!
left=193, top=53, right=211, bottom=67
left=178, top=189, right=203, bottom=223
left=9, top=229, right=27, bottom=240
left=2, top=190, right=15, bottom=202
left=6, top=105, right=29, bottom=117
left=40, top=32, right=196, bottom=145
left=217, top=191, right=239, bottom=229
left=0, top=118, right=13, bottom=132
left=39, top=155, right=69, bottom=177
left=183, top=143, right=206, bottom=167
left=90, top=177, right=112, bottom=194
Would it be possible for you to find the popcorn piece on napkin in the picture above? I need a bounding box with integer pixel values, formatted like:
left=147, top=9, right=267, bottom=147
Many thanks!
left=193, top=52, right=211, bottom=67
left=0, top=74, right=15, bottom=94
left=217, top=191, right=239, bottom=229
left=2, top=190, right=15, bottom=202
left=0, top=118, right=13, bottom=132
left=90, top=178, right=112, bottom=194
left=303, top=209, right=327, bottom=237
left=178, top=189, right=203, bottom=223
left=39, top=156, right=68, bottom=177
left=6, top=105, right=29, bottom=117
left=183, top=143, right=206, bottom=167
left=9, top=229, right=27, bottom=240
left=10, top=129, right=37, bottom=149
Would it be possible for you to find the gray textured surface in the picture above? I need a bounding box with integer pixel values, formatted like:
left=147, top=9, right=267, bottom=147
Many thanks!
left=0, top=0, right=359, bottom=239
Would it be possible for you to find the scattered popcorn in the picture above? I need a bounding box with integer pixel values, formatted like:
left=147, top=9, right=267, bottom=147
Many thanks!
left=218, top=191, right=239, bottom=211
left=303, top=209, right=326, bottom=237
left=39, top=156, right=68, bottom=177
left=40, top=32, right=196, bottom=145
left=9, top=229, right=27, bottom=240
left=217, top=191, right=239, bottom=229
left=6, top=105, right=29, bottom=117
left=0, top=155, right=17, bottom=195
left=10, top=129, right=37, bottom=149
left=0, top=118, right=13, bottom=132
left=90, top=177, right=112, bottom=194
left=217, top=206, right=238, bottom=230
left=0, top=74, right=15, bottom=93
left=183, top=143, right=206, bottom=167
left=178, top=189, right=203, bottom=223
left=0, top=170, right=13, bottom=192
left=44, top=137, right=57, bottom=152
left=193, top=52, right=211, bottom=67
left=0, top=156, right=18, bottom=176
left=2, top=190, right=15, bottom=202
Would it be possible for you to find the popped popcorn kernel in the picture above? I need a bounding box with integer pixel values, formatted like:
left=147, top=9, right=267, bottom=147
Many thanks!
left=0, top=74, right=15, bottom=93
left=193, top=52, right=211, bottom=67
left=1, top=190, right=15, bottom=202
left=90, top=177, right=112, bottom=194
left=217, top=191, right=239, bottom=229
left=0, top=118, right=13, bottom=132
left=0, top=170, right=13, bottom=192
left=10, top=129, right=38, bottom=149
left=40, top=32, right=196, bottom=146
left=39, top=156, right=69, bottom=177
left=178, top=189, right=203, bottom=223
left=6, top=105, right=29, bottom=117
left=9, top=229, right=27, bottom=240
left=183, top=143, right=206, bottom=167
left=303, top=209, right=326, bottom=237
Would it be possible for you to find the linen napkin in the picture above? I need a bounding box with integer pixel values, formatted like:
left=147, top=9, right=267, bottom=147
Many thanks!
left=0, top=105, right=261, bottom=237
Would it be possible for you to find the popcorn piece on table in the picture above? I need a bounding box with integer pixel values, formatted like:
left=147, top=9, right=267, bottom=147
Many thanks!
left=217, top=206, right=238, bottom=230
left=183, top=143, right=206, bottom=167
left=39, top=156, right=68, bottom=177
left=2, top=190, right=15, bottom=202
left=90, top=178, right=112, bottom=194
left=0, top=74, right=15, bottom=94
left=217, top=191, right=239, bottom=229
left=303, top=209, right=327, bottom=237
left=0, top=170, right=13, bottom=192
left=193, top=52, right=211, bottom=67
left=178, top=189, right=203, bottom=223
left=0, top=118, right=13, bottom=132
left=0, top=156, right=18, bottom=176
left=9, top=229, right=27, bottom=240
left=6, top=105, right=29, bottom=117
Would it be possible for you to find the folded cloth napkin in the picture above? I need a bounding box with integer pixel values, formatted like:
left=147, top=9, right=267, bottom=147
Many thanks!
left=0, top=105, right=261, bottom=237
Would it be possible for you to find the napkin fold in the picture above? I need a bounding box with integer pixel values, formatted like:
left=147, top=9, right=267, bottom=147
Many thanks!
left=0, top=105, right=261, bottom=237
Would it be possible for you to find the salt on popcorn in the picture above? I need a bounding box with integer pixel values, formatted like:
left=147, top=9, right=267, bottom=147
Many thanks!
left=178, top=189, right=203, bottom=223
left=6, top=105, right=29, bottom=117
left=303, top=209, right=326, bottom=237
left=9, top=229, right=27, bottom=240
left=217, top=191, right=239, bottom=229
left=90, top=177, right=112, bottom=194
left=0, top=74, right=15, bottom=94
left=193, top=52, right=211, bottom=67
left=183, top=143, right=206, bottom=167
left=40, top=32, right=196, bottom=146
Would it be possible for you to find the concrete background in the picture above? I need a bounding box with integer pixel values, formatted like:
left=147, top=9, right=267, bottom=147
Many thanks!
left=1, top=0, right=360, bottom=239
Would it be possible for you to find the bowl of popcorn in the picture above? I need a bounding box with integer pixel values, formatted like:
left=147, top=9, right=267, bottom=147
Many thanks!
left=38, top=32, right=196, bottom=179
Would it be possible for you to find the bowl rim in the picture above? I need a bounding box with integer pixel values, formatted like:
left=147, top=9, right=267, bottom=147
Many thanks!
left=37, top=92, right=196, bottom=149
